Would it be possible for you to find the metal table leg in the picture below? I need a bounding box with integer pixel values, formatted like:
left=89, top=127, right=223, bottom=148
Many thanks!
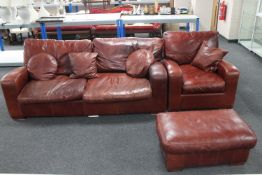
left=0, top=32, right=4, bottom=51
left=75, top=5, right=79, bottom=12
left=68, top=3, right=73, bottom=13
left=116, top=19, right=125, bottom=38
left=40, top=22, right=47, bottom=39
left=117, top=19, right=121, bottom=38
left=196, top=18, right=200, bottom=31
left=186, top=23, right=190, bottom=32
left=56, top=26, right=62, bottom=40
left=122, top=24, right=126, bottom=37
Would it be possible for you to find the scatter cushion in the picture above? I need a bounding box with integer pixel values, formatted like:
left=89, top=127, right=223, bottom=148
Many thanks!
left=83, top=73, right=152, bottom=102
left=126, top=49, right=155, bottom=78
left=27, top=53, right=57, bottom=80
left=69, top=52, right=98, bottom=79
left=192, top=41, right=228, bottom=72
left=18, top=75, right=86, bottom=103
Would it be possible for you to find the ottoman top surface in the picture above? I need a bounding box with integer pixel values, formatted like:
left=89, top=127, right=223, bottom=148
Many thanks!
left=156, top=109, right=257, bottom=153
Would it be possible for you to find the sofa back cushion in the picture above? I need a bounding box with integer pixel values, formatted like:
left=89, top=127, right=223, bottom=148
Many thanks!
left=93, top=37, right=163, bottom=72
left=163, top=31, right=218, bottom=65
left=24, top=39, right=93, bottom=75
left=69, top=52, right=98, bottom=79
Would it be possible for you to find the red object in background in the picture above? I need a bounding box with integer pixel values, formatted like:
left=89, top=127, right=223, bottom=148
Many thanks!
left=89, top=5, right=133, bottom=14
left=219, top=1, right=227, bottom=20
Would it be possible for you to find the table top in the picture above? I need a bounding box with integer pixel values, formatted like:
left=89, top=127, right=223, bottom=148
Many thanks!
left=32, top=0, right=170, bottom=7
left=0, top=13, right=121, bottom=29
left=0, top=14, right=198, bottom=29
left=122, top=14, right=199, bottom=24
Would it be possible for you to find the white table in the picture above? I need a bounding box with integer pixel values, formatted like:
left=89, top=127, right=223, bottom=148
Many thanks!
left=119, top=15, right=200, bottom=37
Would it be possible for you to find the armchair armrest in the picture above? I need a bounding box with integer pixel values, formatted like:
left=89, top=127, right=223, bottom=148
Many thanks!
left=163, top=59, right=183, bottom=111
left=217, top=60, right=240, bottom=107
left=149, top=62, right=167, bottom=104
left=217, top=60, right=240, bottom=80
left=1, top=67, right=29, bottom=119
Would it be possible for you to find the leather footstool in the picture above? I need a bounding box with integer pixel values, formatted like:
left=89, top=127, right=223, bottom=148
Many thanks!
left=156, top=109, right=257, bottom=171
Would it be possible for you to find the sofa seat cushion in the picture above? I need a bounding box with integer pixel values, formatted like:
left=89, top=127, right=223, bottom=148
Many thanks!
left=83, top=73, right=152, bottom=103
left=18, top=75, right=86, bottom=104
left=181, top=65, right=225, bottom=94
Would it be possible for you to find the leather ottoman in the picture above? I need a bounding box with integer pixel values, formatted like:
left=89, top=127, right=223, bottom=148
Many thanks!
left=156, top=109, right=257, bottom=171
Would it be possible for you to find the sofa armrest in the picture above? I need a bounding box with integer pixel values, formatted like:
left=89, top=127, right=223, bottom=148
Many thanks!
left=1, top=67, right=29, bottom=119
left=163, top=59, right=183, bottom=111
left=149, top=62, right=167, bottom=100
left=217, top=60, right=240, bottom=107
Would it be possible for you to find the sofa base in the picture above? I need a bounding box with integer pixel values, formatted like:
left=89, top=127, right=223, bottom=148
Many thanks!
left=18, top=98, right=167, bottom=118
left=162, top=148, right=250, bottom=171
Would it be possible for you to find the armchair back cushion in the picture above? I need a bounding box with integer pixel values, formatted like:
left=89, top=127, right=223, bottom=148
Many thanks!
left=24, top=39, right=93, bottom=75
left=93, top=37, right=163, bottom=72
left=163, top=31, right=218, bottom=65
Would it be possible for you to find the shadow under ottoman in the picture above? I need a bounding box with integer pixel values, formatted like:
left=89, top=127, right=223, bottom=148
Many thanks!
left=156, top=109, right=257, bottom=171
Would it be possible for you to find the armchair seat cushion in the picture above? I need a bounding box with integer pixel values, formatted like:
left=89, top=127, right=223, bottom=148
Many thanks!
left=83, top=73, right=152, bottom=103
left=18, top=75, right=86, bottom=104
left=181, top=65, right=225, bottom=94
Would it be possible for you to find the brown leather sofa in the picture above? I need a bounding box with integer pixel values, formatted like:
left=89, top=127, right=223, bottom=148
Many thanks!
left=163, top=31, right=240, bottom=111
left=1, top=38, right=167, bottom=119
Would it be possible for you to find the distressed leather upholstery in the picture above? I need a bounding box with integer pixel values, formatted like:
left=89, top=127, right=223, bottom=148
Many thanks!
left=18, top=76, right=86, bottom=104
left=1, top=67, right=28, bottom=119
left=27, top=53, right=58, bottom=80
left=156, top=109, right=257, bottom=171
left=83, top=73, right=152, bottom=103
left=24, top=39, right=93, bottom=75
left=164, top=31, right=218, bottom=65
left=93, top=37, right=163, bottom=72
left=1, top=38, right=167, bottom=119
left=181, top=65, right=225, bottom=94
left=163, top=31, right=239, bottom=111
left=126, top=49, right=155, bottom=78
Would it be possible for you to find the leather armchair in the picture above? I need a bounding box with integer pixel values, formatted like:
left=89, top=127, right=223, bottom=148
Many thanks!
left=163, top=59, right=239, bottom=111
left=1, top=67, right=28, bottom=119
left=163, top=31, right=240, bottom=111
